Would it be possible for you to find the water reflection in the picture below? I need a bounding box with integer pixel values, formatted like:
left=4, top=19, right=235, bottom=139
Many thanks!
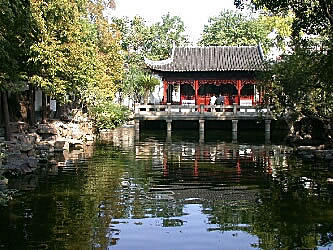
left=98, top=128, right=333, bottom=250
left=0, top=128, right=333, bottom=250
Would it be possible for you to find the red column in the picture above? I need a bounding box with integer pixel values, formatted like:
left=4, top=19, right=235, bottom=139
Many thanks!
left=237, top=80, right=241, bottom=104
left=194, top=80, right=199, bottom=104
left=163, top=80, right=168, bottom=104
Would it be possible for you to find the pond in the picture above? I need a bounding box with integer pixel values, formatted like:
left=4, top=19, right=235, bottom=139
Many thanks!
left=1, top=128, right=333, bottom=250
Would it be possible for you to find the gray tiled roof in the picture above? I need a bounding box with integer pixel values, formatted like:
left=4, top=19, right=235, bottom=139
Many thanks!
left=145, top=45, right=265, bottom=72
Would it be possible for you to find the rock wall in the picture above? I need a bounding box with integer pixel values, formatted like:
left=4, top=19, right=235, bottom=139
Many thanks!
left=0, top=109, right=95, bottom=177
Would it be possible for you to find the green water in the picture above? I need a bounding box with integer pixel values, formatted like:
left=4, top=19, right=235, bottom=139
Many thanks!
left=1, top=128, right=333, bottom=250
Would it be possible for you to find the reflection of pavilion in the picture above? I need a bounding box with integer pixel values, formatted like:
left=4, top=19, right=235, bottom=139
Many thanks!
left=161, top=143, right=274, bottom=181
left=131, top=139, right=287, bottom=189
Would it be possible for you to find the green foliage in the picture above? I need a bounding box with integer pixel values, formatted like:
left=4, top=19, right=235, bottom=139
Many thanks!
left=136, top=73, right=160, bottom=92
left=199, top=10, right=270, bottom=51
left=112, top=13, right=188, bottom=103
left=113, top=13, right=189, bottom=61
left=120, top=66, right=145, bottom=103
left=120, top=67, right=160, bottom=104
left=198, top=9, right=292, bottom=55
left=145, top=13, right=190, bottom=60
left=112, top=15, right=150, bottom=53
left=235, top=0, right=333, bottom=39
left=263, top=43, right=333, bottom=122
left=0, top=0, right=34, bottom=91
left=137, top=72, right=160, bottom=104
left=234, top=0, right=333, bottom=139
left=89, top=101, right=130, bottom=131
left=28, top=0, right=123, bottom=104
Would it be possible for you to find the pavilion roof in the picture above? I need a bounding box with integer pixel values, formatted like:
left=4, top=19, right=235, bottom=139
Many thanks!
left=145, top=45, right=265, bottom=72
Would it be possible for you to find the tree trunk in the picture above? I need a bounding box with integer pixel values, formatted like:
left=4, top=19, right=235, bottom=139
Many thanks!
left=28, top=85, right=35, bottom=125
left=2, top=91, right=11, bottom=141
left=144, top=90, right=149, bottom=105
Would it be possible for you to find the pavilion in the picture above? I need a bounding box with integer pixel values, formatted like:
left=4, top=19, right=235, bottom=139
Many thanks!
left=145, top=45, right=265, bottom=106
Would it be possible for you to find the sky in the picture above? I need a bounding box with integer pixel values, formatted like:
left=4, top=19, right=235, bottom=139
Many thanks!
left=109, top=0, right=237, bottom=44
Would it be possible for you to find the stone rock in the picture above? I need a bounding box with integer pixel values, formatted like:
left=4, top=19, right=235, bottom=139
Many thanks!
left=27, top=157, right=38, bottom=169
left=27, top=149, right=36, bottom=157
left=20, top=134, right=37, bottom=144
left=303, top=153, right=314, bottom=159
left=86, top=135, right=94, bottom=141
left=38, top=124, right=57, bottom=135
left=9, top=122, right=28, bottom=133
left=20, top=143, right=34, bottom=152
left=0, top=127, right=5, bottom=137
left=325, top=152, right=333, bottom=161
left=35, top=143, right=51, bottom=151
left=69, top=139, right=83, bottom=146
left=85, top=140, right=94, bottom=146
left=20, top=163, right=33, bottom=174
left=54, top=141, right=69, bottom=151
left=6, top=152, right=28, bottom=163
left=48, top=159, right=58, bottom=165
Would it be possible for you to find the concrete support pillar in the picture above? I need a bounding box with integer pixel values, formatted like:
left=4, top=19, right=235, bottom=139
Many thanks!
left=199, top=121, right=204, bottom=143
left=135, top=119, right=140, bottom=133
left=232, top=120, right=238, bottom=133
left=232, top=119, right=238, bottom=143
left=199, top=133, right=204, bottom=144
left=134, top=119, right=140, bottom=141
left=166, top=119, right=172, bottom=136
left=200, top=104, right=204, bottom=114
left=233, top=103, right=237, bottom=115
left=265, top=119, right=271, bottom=143
left=167, top=103, right=171, bottom=115
left=199, top=119, right=205, bottom=143
left=199, top=119, right=205, bottom=134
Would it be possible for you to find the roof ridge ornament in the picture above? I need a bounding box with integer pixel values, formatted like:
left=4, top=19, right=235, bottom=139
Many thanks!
left=258, top=42, right=264, bottom=61
left=144, top=43, right=176, bottom=66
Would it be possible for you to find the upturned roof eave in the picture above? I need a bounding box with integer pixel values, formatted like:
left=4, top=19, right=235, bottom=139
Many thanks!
left=146, top=45, right=266, bottom=72
left=148, top=67, right=265, bottom=72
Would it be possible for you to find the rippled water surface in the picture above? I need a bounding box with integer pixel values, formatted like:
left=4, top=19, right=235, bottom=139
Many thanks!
left=1, top=128, right=333, bottom=250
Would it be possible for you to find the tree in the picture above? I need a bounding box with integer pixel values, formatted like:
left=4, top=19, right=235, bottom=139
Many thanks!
left=0, top=0, right=34, bottom=139
left=235, top=0, right=333, bottom=39
left=145, top=13, right=190, bottom=60
left=235, top=0, right=333, bottom=141
left=136, top=73, right=160, bottom=104
left=29, top=0, right=124, bottom=116
left=198, top=9, right=292, bottom=55
left=112, top=14, right=189, bottom=104
left=262, top=46, right=333, bottom=122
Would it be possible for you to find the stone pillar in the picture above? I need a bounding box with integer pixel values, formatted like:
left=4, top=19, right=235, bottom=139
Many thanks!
left=199, top=119, right=205, bottom=134
left=265, top=119, right=271, bottom=143
left=232, top=120, right=238, bottom=143
left=199, top=133, right=204, bottom=144
left=199, top=119, right=205, bottom=143
left=167, top=103, right=171, bottom=115
left=135, top=119, right=140, bottom=133
left=134, top=119, right=140, bottom=141
left=166, top=119, right=172, bottom=135
left=233, top=103, right=237, bottom=115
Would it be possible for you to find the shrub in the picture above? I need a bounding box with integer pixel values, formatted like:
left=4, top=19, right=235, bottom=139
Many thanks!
left=89, top=101, right=130, bottom=132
